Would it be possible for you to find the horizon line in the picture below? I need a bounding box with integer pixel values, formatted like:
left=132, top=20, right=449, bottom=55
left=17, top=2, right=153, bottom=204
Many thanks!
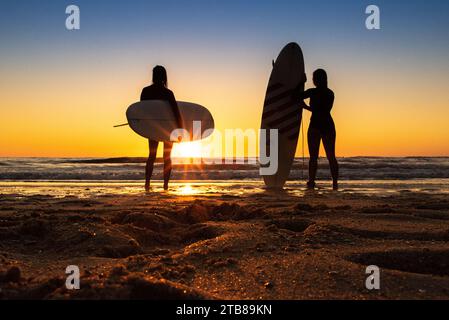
left=1, top=155, right=449, bottom=159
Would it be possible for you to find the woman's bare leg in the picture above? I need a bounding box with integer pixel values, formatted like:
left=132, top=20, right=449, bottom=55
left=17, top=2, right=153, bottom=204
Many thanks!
left=322, top=131, right=339, bottom=190
left=163, top=142, right=173, bottom=190
left=145, top=140, right=158, bottom=190
left=307, top=127, right=321, bottom=189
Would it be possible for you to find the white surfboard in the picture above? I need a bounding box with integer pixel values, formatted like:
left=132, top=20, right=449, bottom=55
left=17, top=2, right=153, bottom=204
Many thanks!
left=260, top=42, right=305, bottom=188
left=126, top=100, right=214, bottom=142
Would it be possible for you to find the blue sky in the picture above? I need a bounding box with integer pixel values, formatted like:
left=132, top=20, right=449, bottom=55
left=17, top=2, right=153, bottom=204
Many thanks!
left=1, top=0, right=448, bottom=56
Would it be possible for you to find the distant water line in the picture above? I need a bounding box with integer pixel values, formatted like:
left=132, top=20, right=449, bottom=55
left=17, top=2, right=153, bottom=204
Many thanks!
left=0, top=157, right=448, bottom=181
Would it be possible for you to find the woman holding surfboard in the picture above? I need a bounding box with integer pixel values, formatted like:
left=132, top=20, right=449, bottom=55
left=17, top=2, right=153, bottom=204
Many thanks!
left=297, top=69, right=339, bottom=190
left=141, top=65, right=183, bottom=191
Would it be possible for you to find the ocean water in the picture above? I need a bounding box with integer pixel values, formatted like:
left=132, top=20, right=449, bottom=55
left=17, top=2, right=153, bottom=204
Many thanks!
left=0, top=157, right=448, bottom=197
left=0, top=157, right=448, bottom=181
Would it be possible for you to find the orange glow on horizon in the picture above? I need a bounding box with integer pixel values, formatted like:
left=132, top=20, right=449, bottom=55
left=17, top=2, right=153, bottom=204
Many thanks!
left=0, top=55, right=448, bottom=158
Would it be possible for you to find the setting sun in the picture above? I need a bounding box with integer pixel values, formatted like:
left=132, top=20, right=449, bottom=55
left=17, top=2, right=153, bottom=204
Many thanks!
left=172, top=141, right=204, bottom=158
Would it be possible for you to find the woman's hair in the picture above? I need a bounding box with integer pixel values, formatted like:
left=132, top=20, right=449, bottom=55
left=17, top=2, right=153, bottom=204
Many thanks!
left=313, top=69, right=328, bottom=88
left=152, top=65, right=168, bottom=87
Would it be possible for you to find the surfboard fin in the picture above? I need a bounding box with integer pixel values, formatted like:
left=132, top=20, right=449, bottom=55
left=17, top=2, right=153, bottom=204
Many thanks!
left=113, top=123, right=129, bottom=128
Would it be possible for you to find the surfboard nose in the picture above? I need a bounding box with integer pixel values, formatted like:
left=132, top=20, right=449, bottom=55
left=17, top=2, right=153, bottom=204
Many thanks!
left=285, top=42, right=300, bottom=49
left=280, top=42, right=303, bottom=60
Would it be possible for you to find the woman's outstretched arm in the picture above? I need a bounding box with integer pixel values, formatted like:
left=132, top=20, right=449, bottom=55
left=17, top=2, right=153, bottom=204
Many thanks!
left=295, top=87, right=312, bottom=112
left=300, top=100, right=312, bottom=112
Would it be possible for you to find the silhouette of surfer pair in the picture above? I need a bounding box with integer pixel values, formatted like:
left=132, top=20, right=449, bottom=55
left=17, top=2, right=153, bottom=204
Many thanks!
left=141, top=66, right=338, bottom=191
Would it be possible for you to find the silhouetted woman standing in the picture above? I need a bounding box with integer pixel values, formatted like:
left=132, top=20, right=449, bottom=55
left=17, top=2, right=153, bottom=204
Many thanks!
left=141, top=66, right=183, bottom=191
left=298, top=69, right=339, bottom=190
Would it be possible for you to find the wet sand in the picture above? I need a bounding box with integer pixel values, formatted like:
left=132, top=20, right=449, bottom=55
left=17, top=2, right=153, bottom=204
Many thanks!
left=1, top=183, right=449, bottom=299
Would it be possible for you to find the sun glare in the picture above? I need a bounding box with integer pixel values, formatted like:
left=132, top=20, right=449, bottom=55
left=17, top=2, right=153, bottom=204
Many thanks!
left=172, top=141, right=203, bottom=158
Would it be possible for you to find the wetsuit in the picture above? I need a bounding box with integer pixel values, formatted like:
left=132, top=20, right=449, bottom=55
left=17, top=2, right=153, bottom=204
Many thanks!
left=300, top=87, right=339, bottom=186
left=140, top=84, right=182, bottom=128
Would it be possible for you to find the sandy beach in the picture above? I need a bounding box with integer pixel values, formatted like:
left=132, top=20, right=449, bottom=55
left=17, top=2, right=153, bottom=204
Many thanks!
left=1, top=180, right=448, bottom=300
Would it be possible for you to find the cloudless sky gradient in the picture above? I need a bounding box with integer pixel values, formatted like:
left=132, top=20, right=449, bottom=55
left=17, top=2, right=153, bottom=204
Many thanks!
left=1, top=0, right=448, bottom=157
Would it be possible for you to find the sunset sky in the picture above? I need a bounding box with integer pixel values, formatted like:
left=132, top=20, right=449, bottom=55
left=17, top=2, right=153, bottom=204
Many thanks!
left=1, top=0, right=448, bottom=157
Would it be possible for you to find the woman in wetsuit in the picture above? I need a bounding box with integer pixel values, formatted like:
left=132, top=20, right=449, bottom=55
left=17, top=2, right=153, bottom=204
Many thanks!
left=140, top=65, right=183, bottom=191
left=298, top=69, right=339, bottom=190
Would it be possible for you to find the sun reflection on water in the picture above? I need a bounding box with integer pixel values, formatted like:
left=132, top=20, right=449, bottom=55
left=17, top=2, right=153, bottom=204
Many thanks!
left=175, top=183, right=200, bottom=196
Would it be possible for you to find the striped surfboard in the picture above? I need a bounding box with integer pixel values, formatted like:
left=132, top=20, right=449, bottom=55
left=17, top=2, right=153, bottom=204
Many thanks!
left=260, top=42, right=305, bottom=188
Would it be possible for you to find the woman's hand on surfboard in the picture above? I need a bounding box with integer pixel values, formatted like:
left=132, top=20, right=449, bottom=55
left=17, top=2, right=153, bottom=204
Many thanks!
left=299, top=100, right=311, bottom=111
